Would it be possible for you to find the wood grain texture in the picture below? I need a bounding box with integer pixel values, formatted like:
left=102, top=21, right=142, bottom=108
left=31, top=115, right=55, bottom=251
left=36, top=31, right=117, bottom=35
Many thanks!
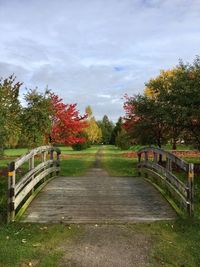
left=21, top=168, right=176, bottom=224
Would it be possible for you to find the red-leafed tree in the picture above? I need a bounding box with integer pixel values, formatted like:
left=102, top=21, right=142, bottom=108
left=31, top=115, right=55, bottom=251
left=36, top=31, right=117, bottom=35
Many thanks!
left=50, top=94, right=88, bottom=145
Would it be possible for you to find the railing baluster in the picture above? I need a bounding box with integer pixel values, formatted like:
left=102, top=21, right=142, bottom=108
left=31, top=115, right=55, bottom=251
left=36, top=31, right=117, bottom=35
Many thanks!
left=188, top=163, right=194, bottom=216
left=8, top=161, right=16, bottom=222
left=29, top=156, right=35, bottom=194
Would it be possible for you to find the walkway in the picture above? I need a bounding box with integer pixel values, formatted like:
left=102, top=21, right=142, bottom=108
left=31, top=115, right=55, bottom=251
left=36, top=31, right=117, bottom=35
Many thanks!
left=21, top=150, right=176, bottom=223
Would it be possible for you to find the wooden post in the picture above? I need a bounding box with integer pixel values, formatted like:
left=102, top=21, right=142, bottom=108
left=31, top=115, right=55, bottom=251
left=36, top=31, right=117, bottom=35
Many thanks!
left=153, top=152, right=157, bottom=163
left=50, top=148, right=54, bottom=177
left=29, top=156, right=35, bottom=194
left=56, top=150, right=61, bottom=176
left=138, top=153, right=141, bottom=176
left=188, top=163, right=194, bottom=216
left=166, top=158, right=172, bottom=172
left=41, top=151, right=47, bottom=180
left=8, top=161, right=16, bottom=222
left=144, top=151, right=148, bottom=163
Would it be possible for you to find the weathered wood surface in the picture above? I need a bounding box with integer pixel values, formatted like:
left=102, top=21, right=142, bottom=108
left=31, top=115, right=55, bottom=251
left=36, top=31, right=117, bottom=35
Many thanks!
left=21, top=168, right=176, bottom=224
left=137, top=146, right=194, bottom=216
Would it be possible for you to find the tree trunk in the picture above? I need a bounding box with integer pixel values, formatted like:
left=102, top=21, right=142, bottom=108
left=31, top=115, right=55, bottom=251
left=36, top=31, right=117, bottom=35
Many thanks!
left=172, top=139, right=177, bottom=150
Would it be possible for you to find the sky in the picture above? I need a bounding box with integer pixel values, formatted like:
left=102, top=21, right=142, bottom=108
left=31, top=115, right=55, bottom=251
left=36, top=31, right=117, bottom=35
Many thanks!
left=0, top=0, right=200, bottom=121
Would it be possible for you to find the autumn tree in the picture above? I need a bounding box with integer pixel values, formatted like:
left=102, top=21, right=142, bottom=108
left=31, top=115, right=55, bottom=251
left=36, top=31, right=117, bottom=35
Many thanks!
left=84, top=106, right=102, bottom=144
left=0, top=75, right=22, bottom=153
left=50, top=94, right=87, bottom=145
left=145, top=57, right=200, bottom=149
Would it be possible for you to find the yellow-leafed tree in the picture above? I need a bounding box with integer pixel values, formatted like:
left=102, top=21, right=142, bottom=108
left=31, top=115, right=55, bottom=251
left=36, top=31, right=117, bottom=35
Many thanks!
left=84, top=106, right=102, bottom=144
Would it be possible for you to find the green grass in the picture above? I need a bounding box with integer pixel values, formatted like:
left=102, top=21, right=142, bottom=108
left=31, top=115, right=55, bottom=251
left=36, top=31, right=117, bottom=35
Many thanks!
left=126, top=219, right=200, bottom=267
left=60, top=157, right=95, bottom=176
left=0, top=223, right=81, bottom=267
left=59, top=145, right=100, bottom=155
left=102, top=156, right=138, bottom=176
left=4, top=148, right=28, bottom=157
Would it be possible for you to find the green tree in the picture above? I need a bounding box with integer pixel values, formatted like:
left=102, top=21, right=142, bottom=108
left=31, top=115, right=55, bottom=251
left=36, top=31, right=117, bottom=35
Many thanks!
left=144, top=56, right=200, bottom=149
left=0, top=74, right=22, bottom=154
left=97, top=115, right=114, bottom=144
left=115, top=128, right=131, bottom=150
left=124, top=95, right=167, bottom=148
left=110, top=117, right=123, bottom=145
left=21, top=89, right=53, bottom=148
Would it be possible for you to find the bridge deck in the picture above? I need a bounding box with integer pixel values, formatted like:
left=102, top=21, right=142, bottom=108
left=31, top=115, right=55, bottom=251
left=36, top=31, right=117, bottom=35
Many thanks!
left=21, top=167, right=176, bottom=223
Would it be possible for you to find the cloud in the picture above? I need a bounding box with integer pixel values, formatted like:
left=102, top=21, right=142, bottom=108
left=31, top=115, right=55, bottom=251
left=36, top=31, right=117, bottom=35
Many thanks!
left=97, top=94, right=111, bottom=99
left=0, top=0, right=200, bottom=121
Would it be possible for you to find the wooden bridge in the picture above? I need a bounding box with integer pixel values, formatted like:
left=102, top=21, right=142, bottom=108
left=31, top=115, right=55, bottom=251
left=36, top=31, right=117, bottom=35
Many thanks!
left=7, top=146, right=194, bottom=223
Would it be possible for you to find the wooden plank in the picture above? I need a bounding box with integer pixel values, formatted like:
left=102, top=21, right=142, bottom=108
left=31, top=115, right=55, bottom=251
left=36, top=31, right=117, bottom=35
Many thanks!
left=15, top=145, right=52, bottom=169
left=21, top=175, right=176, bottom=223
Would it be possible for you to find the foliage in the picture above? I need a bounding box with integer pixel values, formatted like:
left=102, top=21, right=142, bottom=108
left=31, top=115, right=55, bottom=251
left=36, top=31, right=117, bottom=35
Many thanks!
left=84, top=106, right=102, bottom=144
left=0, top=75, right=22, bottom=153
left=50, top=94, right=88, bottom=146
left=72, top=132, right=90, bottom=150
left=115, top=128, right=131, bottom=150
left=97, top=115, right=114, bottom=144
left=21, top=89, right=53, bottom=148
left=124, top=56, right=200, bottom=149
left=110, top=117, right=123, bottom=145
left=124, top=94, right=167, bottom=147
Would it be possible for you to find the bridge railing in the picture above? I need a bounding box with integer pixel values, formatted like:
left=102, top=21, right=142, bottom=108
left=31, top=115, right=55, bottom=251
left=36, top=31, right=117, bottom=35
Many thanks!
left=137, top=147, right=194, bottom=216
left=7, top=145, right=61, bottom=222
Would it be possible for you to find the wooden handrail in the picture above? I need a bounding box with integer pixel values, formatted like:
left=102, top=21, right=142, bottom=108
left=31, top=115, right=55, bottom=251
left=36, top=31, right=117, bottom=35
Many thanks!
left=137, top=147, right=194, bottom=216
left=7, top=146, right=61, bottom=222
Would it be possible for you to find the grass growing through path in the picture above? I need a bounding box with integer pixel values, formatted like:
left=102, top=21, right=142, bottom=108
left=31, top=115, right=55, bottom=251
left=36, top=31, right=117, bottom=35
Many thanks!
left=60, top=157, right=95, bottom=176
left=102, top=145, right=138, bottom=176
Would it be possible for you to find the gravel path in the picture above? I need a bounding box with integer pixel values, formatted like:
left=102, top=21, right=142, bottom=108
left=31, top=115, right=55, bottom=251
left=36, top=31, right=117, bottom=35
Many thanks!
left=59, top=224, right=152, bottom=267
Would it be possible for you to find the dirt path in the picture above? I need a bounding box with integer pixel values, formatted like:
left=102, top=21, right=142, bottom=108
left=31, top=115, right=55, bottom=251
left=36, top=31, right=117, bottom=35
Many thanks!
left=59, top=224, right=152, bottom=267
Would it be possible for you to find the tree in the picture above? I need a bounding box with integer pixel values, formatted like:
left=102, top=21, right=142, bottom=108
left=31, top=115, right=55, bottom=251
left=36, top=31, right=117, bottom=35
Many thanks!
left=84, top=106, right=102, bottom=144
left=144, top=67, right=185, bottom=149
left=21, top=89, right=53, bottom=148
left=110, top=117, right=123, bottom=145
left=144, top=57, right=200, bottom=149
left=124, top=95, right=167, bottom=148
left=50, top=94, right=87, bottom=145
left=115, top=128, right=131, bottom=150
left=0, top=74, right=22, bottom=153
left=97, top=115, right=114, bottom=144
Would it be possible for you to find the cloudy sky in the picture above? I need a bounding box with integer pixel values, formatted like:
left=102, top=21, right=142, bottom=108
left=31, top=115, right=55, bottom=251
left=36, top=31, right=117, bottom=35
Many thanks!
left=0, top=0, right=200, bottom=121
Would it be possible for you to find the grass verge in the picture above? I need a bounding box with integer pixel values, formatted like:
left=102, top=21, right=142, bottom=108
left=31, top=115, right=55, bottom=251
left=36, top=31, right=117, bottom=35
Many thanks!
left=0, top=223, right=81, bottom=267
